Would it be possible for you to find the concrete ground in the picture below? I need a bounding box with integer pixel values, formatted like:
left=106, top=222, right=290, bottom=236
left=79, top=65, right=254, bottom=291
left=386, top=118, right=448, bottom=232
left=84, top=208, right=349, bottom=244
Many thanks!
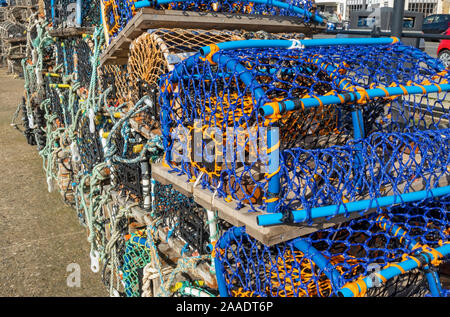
left=0, top=67, right=107, bottom=297
left=313, top=33, right=440, bottom=58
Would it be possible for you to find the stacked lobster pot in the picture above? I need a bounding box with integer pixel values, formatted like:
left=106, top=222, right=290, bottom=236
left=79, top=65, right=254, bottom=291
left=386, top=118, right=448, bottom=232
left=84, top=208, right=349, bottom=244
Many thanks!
left=97, top=21, right=324, bottom=296
left=96, top=28, right=251, bottom=296
left=0, top=3, right=38, bottom=73
left=84, top=0, right=323, bottom=297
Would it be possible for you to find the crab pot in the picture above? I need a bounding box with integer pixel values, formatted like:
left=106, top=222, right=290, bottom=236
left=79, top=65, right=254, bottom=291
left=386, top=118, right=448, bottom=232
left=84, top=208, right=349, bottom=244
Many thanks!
left=0, top=21, right=25, bottom=39
left=159, top=37, right=450, bottom=222
left=101, top=0, right=321, bottom=41
left=98, top=64, right=129, bottom=106
left=0, top=21, right=26, bottom=73
left=153, top=180, right=231, bottom=255
left=215, top=194, right=450, bottom=297
left=43, top=0, right=101, bottom=28
left=108, top=127, right=145, bottom=202
left=124, top=29, right=247, bottom=132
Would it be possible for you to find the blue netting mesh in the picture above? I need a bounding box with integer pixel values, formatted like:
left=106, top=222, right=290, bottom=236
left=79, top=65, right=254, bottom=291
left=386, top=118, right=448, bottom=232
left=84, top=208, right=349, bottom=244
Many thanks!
left=159, top=41, right=450, bottom=219
left=154, top=181, right=223, bottom=255
left=121, top=230, right=152, bottom=297
left=101, top=0, right=319, bottom=40
left=43, top=0, right=101, bottom=27
left=279, top=129, right=449, bottom=222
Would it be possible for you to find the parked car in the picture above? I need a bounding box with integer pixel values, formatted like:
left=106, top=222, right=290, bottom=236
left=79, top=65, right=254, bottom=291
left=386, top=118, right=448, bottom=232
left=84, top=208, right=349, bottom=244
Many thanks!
left=422, top=14, right=450, bottom=34
left=437, top=27, right=450, bottom=68
left=344, top=8, right=425, bottom=50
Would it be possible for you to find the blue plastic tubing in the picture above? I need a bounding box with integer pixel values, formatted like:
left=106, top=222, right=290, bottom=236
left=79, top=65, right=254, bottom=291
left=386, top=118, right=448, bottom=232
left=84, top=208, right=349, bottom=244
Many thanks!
left=200, top=37, right=398, bottom=56
left=257, top=185, right=450, bottom=226
left=350, top=107, right=365, bottom=189
left=211, top=52, right=281, bottom=213
left=338, top=242, right=450, bottom=297
left=170, top=52, right=267, bottom=100
left=266, top=126, right=280, bottom=213
left=171, top=38, right=399, bottom=89
left=291, top=239, right=342, bottom=289
left=375, top=216, right=419, bottom=250
left=134, top=0, right=325, bottom=23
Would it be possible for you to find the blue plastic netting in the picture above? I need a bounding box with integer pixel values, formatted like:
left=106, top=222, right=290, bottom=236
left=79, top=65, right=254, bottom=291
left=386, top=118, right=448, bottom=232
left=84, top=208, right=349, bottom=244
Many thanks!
left=159, top=40, right=449, bottom=221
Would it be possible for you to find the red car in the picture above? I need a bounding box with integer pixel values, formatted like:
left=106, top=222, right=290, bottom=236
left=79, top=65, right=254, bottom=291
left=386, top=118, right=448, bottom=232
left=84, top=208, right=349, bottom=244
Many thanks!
left=437, top=27, right=450, bottom=68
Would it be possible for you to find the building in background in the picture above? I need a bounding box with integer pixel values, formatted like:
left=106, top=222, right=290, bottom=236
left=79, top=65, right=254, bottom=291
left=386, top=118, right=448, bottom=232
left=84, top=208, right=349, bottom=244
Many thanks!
left=346, top=0, right=369, bottom=14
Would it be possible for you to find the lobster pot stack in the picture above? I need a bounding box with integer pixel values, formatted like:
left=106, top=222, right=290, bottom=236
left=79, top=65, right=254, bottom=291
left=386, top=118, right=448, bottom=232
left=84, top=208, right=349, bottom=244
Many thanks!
left=42, top=0, right=100, bottom=28
left=159, top=38, right=450, bottom=296
left=100, top=0, right=317, bottom=42
left=215, top=198, right=450, bottom=298
left=102, top=28, right=309, bottom=275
